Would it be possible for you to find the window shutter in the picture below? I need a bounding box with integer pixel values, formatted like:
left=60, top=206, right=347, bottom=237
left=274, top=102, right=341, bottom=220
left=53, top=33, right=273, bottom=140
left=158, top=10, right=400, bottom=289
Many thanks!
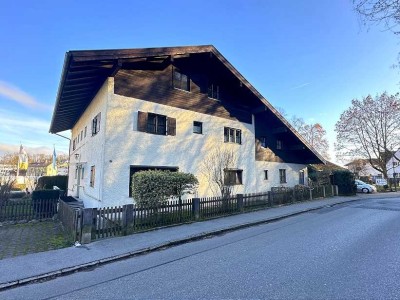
left=137, top=111, right=148, bottom=132
left=167, top=117, right=176, bottom=136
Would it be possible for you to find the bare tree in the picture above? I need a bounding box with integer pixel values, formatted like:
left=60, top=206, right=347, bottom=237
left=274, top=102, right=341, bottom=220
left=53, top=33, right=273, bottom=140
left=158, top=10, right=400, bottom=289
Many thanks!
left=354, top=0, right=400, bottom=33
left=290, top=116, right=330, bottom=159
left=200, top=148, right=238, bottom=198
left=335, top=92, right=400, bottom=179
left=0, top=177, right=15, bottom=206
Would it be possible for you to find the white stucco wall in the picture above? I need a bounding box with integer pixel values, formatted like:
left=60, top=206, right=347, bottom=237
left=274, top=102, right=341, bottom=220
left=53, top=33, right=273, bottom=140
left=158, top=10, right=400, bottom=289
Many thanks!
left=102, top=90, right=257, bottom=206
left=69, top=78, right=313, bottom=208
left=68, top=78, right=111, bottom=207
left=254, top=162, right=308, bottom=193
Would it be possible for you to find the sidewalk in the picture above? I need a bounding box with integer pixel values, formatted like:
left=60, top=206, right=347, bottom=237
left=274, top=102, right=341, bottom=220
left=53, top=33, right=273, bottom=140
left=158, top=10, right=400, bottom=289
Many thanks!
left=1, top=192, right=399, bottom=290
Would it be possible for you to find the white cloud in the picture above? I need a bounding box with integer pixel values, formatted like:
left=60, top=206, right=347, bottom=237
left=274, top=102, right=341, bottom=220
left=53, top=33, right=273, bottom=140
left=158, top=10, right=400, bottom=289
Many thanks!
left=0, top=80, right=52, bottom=110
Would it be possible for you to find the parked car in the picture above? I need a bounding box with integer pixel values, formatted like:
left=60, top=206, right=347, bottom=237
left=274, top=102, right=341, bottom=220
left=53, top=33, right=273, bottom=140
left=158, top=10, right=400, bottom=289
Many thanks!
left=355, top=179, right=377, bottom=193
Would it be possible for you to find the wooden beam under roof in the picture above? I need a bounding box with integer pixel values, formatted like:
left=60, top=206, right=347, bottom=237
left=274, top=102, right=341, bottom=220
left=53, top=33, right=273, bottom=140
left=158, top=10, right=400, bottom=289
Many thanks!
left=272, top=127, right=288, bottom=134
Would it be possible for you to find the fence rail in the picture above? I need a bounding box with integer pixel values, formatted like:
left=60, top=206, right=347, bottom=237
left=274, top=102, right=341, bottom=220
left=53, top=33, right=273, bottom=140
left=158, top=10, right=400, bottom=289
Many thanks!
left=59, top=185, right=338, bottom=244
left=0, top=198, right=58, bottom=222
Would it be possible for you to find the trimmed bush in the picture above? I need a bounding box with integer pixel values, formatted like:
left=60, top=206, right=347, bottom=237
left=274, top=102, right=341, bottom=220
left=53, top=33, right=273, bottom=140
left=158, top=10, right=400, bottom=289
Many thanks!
left=132, top=170, right=198, bottom=207
left=332, top=170, right=356, bottom=196
left=35, top=175, right=68, bottom=191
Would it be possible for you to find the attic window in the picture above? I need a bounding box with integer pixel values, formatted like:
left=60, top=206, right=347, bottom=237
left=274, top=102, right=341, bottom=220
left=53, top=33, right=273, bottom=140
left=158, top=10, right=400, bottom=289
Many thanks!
left=208, top=83, right=220, bottom=100
left=173, top=69, right=190, bottom=91
left=260, top=137, right=267, bottom=148
left=276, top=139, right=282, bottom=150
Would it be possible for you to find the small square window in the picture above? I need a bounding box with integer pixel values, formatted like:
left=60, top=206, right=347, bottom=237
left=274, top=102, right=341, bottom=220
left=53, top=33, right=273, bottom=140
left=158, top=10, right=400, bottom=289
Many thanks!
left=264, top=170, right=268, bottom=180
left=193, top=121, right=203, bottom=134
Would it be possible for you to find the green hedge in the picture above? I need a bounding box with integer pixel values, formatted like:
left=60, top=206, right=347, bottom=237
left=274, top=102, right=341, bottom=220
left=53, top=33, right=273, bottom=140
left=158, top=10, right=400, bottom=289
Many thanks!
left=132, top=170, right=198, bottom=206
left=35, top=175, right=68, bottom=191
left=332, top=170, right=356, bottom=196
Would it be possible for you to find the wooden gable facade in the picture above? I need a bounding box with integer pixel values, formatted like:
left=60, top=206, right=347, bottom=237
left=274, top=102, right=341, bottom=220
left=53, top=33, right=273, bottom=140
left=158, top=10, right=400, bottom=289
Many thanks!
left=50, top=45, right=324, bottom=165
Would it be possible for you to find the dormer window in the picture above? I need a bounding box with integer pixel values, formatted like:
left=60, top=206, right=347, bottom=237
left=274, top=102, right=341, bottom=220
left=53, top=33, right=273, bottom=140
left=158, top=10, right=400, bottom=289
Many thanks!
left=173, top=69, right=190, bottom=91
left=208, top=83, right=220, bottom=100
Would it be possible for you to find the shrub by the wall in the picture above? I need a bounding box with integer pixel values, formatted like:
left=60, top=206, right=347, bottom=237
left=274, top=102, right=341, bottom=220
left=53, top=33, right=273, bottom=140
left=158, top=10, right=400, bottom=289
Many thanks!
left=132, top=170, right=198, bottom=206
left=35, top=175, right=68, bottom=191
left=332, top=170, right=356, bottom=196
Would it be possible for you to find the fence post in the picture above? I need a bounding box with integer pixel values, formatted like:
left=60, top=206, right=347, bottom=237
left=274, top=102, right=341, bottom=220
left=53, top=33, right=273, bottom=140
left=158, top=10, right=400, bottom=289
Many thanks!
left=192, top=198, right=200, bottom=220
left=323, top=186, right=326, bottom=198
left=309, top=189, right=313, bottom=201
left=122, top=204, right=134, bottom=236
left=81, top=208, right=94, bottom=244
left=331, top=185, right=334, bottom=197
left=268, top=191, right=273, bottom=207
left=237, top=194, right=244, bottom=212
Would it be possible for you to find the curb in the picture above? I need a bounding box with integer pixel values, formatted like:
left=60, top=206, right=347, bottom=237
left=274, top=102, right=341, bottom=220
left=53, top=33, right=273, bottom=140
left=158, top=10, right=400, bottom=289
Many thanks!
left=0, top=195, right=393, bottom=291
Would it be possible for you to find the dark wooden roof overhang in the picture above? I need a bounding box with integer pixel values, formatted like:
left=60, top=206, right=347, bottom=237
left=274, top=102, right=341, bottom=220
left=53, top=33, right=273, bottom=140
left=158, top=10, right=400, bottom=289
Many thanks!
left=50, top=45, right=325, bottom=164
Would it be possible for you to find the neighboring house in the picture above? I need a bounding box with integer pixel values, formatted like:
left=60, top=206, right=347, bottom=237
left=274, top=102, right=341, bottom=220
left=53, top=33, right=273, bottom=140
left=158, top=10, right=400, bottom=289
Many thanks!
left=345, top=159, right=383, bottom=182
left=49, top=45, right=324, bottom=208
left=387, top=149, right=400, bottom=179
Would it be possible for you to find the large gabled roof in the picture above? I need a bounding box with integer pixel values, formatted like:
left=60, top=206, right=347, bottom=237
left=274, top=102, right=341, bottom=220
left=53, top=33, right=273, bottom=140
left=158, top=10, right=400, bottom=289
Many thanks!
left=50, top=45, right=325, bottom=164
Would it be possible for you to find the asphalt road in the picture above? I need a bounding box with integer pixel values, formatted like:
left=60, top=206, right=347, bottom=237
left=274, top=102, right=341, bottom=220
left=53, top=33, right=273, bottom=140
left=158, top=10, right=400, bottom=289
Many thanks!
left=2, top=196, right=400, bottom=299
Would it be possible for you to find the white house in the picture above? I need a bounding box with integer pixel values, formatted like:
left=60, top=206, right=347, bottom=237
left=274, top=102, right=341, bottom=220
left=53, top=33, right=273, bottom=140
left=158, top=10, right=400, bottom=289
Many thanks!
left=387, top=150, right=400, bottom=179
left=50, top=45, right=325, bottom=208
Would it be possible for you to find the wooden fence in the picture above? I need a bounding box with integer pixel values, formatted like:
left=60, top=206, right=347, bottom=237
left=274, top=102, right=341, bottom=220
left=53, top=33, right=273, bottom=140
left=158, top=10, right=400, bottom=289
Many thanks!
left=0, top=198, right=58, bottom=222
left=64, top=185, right=338, bottom=244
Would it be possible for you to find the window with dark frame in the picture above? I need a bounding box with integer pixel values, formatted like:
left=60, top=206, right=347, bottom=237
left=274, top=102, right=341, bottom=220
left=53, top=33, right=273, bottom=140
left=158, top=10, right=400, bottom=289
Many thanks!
left=72, top=139, right=76, bottom=151
left=84, top=126, right=87, bottom=137
left=299, top=170, right=305, bottom=185
left=193, top=121, right=203, bottom=134
left=173, top=69, right=190, bottom=91
left=224, top=127, right=242, bottom=144
left=224, top=169, right=243, bottom=185
left=279, top=169, right=286, bottom=184
left=90, top=166, right=95, bottom=187
left=81, top=167, right=85, bottom=179
left=264, top=170, right=268, bottom=180
left=92, top=113, right=101, bottom=136
left=147, top=113, right=167, bottom=135
left=260, top=137, right=267, bottom=148
left=276, top=139, right=282, bottom=150
left=208, top=83, right=220, bottom=100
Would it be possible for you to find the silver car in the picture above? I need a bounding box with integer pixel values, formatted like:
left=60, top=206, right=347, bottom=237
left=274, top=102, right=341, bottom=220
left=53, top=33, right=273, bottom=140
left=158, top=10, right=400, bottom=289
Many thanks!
left=355, top=179, right=377, bottom=193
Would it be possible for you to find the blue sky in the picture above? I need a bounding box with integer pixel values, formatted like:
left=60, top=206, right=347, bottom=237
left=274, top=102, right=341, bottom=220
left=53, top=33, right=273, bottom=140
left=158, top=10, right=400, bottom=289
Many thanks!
left=0, top=0, right=398, bottom=161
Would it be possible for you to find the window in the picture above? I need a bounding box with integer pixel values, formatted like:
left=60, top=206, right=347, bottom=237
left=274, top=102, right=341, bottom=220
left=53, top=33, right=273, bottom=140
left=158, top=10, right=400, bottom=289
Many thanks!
left=224, top=127, right=242, bottom=144
left=276, top=139, right=282, bottom=150
left=193, top=121, right=203, bottom=134
left=90, top=166, right=95, bottom=187
left=81, top=130, right=83, bottom=141
left=92, top=113, right=101, bottom=136
left=264, top=170, right=268, bottom=180
left=173, top=69, right=190, bottom=91
left=208, top=83, right=220, bottom=100
left=279, top=169, right=286, bottom=184
left=147, top=113, right=167, bottom=135
left=260, top=137, right=267, bottom=148
left=84, top=126, right=87, bottom=137
left=224, top=169, right=243, bottom=185
left=299, top=170, right=305, bottom=185
left=138, top=111, right=176, bottom=136
left=81, top=167, right=85, bottom=179
left=72, top=139, right=76, bottom=151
